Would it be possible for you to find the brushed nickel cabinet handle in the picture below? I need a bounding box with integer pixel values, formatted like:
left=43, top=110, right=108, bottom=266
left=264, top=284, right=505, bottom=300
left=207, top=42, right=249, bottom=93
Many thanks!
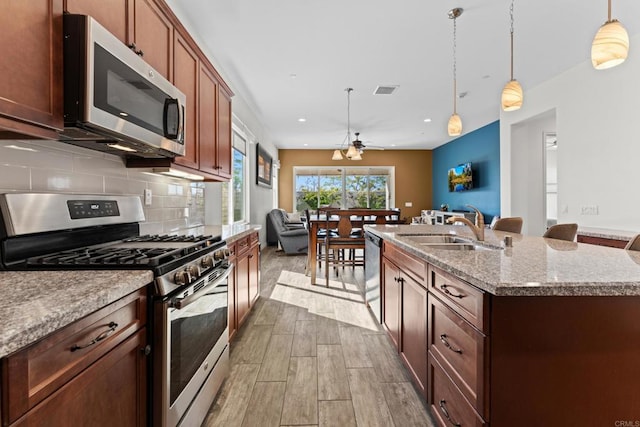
left=440, top=284, right=465, bottom=299
left=439, top=400, right=461, bottom=427
left=440, top=334, right=463, bottom=354
left=71, top=321, right=118, bottom=352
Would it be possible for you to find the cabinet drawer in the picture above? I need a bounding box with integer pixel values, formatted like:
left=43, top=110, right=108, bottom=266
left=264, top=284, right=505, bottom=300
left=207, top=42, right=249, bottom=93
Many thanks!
left=382, top=241, right=427, bottom=284
left=2, top=288, right=147, bottom=424
left=430, top=266, right=487, bottom=331
left=235, top=236, right=251, bottom=255
left=249, top=231, right=259, bottom=246
left=429, top=294, right=487, bottom=416
left=428, top=354, right=486, bottom=427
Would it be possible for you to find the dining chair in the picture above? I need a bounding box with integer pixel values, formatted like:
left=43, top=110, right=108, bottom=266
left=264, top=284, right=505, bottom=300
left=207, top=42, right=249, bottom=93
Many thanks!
left=543, top=223, right=578, bottom=241
left=624, top=234, right=640, bottom=251
left=324, top=209, right=366, bottom=286
left=491, top=217, right=523, bottom=233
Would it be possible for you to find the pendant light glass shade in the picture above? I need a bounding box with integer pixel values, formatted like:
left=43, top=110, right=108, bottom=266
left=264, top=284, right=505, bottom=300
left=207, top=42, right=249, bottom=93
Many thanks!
left=351, top=151, right=362, bottom=161
left=591, top=19, right=629, bottom=70
left=501, top=0, right=523, bottom=112
left=448, top=113, right=462, bottom=136
left=332, top=150, right=343, bottom=160
left=501, top=79, right=523, bottom=111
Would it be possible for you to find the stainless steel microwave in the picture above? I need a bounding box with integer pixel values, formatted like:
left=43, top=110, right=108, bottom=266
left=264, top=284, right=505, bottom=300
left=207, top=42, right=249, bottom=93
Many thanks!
left=60, top=14, right=186, bottom=158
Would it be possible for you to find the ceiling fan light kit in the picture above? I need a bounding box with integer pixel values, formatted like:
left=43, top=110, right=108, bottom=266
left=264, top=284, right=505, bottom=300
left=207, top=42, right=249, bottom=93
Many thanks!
left=332, top=87, right=364, bottom=161
left=591, top=0, right=629, bottom=70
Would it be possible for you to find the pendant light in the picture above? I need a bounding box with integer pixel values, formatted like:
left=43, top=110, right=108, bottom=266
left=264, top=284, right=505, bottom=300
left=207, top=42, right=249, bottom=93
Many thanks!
left=447, top=8, right=463, bottom=137
left=591, top=0, right=629, bottom=70
left=501, top=0, right=523, bottom=111
left=332, top=88, right=363, bottom=161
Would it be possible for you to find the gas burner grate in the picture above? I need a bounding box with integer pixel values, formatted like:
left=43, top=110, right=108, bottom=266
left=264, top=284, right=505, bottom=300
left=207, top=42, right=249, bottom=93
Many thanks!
left=124, top=234, right=217, bottom=244
left=28, top=246, right=181, bottom=266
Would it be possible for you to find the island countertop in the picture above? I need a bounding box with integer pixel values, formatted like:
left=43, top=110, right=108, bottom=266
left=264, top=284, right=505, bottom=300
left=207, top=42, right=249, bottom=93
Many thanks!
left=364, top=224, right=640, bottom=297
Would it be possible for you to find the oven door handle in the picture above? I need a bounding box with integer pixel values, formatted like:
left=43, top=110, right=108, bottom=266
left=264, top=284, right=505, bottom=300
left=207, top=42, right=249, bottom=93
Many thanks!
left=172, top=264, right=233, bottom=310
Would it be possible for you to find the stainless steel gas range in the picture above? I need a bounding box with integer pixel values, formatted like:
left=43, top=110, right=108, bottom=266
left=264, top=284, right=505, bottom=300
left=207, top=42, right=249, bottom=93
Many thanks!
left=0, top=193, right=230, bottom=427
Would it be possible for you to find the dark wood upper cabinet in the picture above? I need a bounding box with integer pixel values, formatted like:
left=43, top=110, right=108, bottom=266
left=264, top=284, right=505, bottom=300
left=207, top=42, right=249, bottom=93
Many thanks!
left=0, top=0, right=63, bottom=139
left=132, top=0, right=173, bottom=80
left=64, top=0, right=132, bottom=44
left=198, top=65, right=219, bottom=175
left=217, top=87, right=233, bottom=179
left=173, top=32, right=199, bottom=170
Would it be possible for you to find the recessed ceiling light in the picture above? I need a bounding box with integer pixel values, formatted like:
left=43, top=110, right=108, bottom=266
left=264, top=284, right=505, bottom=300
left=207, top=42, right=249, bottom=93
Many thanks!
left=391, top=144, right=397, bottom=147
left=423, top=118, right=432, bottom=123
left=298, top=118, right=306, bottom=122
left=303, top=143, right=308, bottom=146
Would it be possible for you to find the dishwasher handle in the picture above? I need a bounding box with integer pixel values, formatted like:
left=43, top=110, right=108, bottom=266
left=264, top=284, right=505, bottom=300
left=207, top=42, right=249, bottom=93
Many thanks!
left=365, top=232, right=382, bottom=246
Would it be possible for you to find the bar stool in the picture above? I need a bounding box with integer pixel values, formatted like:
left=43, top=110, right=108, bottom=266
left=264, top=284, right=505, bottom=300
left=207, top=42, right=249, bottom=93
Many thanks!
left=543, top=223, right=578, bottom=241
left=491, top=217, right=523, bottom=233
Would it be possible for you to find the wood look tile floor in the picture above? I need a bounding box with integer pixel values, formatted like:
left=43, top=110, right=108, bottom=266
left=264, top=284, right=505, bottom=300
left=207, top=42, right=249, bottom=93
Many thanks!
left=203, top=247, right=435, bottom=427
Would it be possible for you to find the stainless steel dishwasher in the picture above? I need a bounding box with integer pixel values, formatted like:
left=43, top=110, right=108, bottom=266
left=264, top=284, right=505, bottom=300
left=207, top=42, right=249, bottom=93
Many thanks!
left=365, top=231, right=382, bottom=323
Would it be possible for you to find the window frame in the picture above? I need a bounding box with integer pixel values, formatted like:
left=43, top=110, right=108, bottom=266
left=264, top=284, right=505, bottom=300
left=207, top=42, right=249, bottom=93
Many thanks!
left=292, top=166, right=395, bottom=212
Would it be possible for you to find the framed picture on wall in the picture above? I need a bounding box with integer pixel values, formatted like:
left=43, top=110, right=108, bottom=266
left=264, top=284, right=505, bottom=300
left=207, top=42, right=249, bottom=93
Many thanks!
left=256, top=144, right=273, bottom=187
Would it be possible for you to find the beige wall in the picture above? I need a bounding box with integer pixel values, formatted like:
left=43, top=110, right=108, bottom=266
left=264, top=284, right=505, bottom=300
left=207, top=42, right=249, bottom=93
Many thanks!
left=278, top=149, right=432, bottom=219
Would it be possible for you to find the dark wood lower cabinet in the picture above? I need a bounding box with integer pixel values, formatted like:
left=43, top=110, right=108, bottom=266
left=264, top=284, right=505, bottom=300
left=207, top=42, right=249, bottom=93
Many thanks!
left=400, top=274, right=427, bottom=395
left=1, top=288, right=148, bottom=427
left=229, top=231, right=261, bottom=339
left=382, top=258, right=401, bottom=349
left=11, top=329, right=147, bottom=427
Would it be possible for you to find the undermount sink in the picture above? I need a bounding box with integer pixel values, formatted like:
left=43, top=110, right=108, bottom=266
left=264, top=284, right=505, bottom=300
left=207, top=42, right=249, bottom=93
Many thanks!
left=397, top=233, right=502, bottom=251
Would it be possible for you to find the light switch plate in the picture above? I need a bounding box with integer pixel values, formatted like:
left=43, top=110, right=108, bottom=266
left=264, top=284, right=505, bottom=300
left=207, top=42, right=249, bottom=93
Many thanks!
left=144, top=189, right=152, bottom=206
left=405, top=202, right=413, bottom=207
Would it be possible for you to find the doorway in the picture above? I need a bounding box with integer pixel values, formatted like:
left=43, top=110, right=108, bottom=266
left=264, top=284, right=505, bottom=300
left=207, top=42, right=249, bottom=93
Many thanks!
left=544, top=132, right=557, bottom=229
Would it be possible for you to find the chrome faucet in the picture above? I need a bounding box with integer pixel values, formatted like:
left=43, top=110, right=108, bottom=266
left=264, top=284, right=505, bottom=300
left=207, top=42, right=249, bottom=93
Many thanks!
left=446, top=204, right=485, bottom=241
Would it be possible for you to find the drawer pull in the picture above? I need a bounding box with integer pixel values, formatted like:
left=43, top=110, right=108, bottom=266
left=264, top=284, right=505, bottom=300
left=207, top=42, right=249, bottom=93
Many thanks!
left=440, top=334, right=463, bottom=354
left=70, top=322, right=118, bottom=352
left=440, top=284, right=465, bottom=299
left=439, top=399, right=462, bottom=427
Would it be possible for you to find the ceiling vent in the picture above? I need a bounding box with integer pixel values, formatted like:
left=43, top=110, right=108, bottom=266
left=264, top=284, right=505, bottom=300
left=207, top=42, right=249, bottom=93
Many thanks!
left=373, top=85, right=399, bottom=95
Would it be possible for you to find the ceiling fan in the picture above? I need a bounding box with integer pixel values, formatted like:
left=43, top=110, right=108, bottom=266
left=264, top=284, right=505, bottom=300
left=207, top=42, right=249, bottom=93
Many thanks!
left=331, top=88, right=383, bottom=161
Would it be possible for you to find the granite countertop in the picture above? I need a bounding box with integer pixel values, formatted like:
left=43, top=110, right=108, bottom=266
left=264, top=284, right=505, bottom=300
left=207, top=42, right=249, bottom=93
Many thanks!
left=577, top=226, right=638, bottom=242
left=173, top=223, right=262, bottom=243
left=365, top=224, right=640, bottom=297
left=0, top=270, right=153, bottom=358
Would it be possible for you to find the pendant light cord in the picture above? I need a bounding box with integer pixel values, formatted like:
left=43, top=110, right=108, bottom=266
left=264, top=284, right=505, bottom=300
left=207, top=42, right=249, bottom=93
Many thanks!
left=608, top=0, right=612, bottom=22
left=345, top=87, right=353, bottom=146
left=452, top=16, right=457, bottom=114
left=510, top=0, right=514, bottom=80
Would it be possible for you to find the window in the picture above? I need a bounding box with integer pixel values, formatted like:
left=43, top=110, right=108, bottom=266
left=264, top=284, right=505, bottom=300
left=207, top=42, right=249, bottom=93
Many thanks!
left=222, top=131, right=248, bottom=224
left=294, top=166, right=394, bottom=212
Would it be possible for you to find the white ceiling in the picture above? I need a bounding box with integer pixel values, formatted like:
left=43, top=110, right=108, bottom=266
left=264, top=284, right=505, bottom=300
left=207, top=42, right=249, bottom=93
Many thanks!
left=167, top=0, right=639, bottom=150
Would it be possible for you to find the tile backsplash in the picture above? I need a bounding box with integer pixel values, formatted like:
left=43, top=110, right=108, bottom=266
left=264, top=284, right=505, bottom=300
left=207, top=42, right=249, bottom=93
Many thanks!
left=0, top=140, right=205, bottom=234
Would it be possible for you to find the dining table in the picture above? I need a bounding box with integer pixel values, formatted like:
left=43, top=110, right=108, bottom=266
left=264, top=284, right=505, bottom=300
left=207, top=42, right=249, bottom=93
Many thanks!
left=306, top=208, right=403, bottom=285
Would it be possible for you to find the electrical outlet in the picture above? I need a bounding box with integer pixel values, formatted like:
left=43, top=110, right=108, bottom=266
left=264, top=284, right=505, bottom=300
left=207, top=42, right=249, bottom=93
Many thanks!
left=580, top=205, right=599, bottom=215
left=144, top=189, right=152, bottom=206
left=405, top=201, right=413, bottom=207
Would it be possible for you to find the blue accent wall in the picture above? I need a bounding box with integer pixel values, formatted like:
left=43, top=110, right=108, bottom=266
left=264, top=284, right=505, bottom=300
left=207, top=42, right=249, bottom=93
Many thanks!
left=432, top=121, right=500, bottom=222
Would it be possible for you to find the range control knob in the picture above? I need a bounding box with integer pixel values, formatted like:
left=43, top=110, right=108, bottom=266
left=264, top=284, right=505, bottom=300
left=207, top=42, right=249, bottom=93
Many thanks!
left=188, top=264, right=200, bottom=279
left=214, top=249, right=226, bottom=261
left=201, top=255, right=214, bottom=269
left=174, top=270, right=190, bottom=286
left=224, top=248, right=231, bottom=257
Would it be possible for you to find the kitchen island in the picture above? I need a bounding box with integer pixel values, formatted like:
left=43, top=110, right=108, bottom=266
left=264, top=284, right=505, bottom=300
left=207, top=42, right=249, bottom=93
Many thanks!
left=365, top=224, right=640, bottom=427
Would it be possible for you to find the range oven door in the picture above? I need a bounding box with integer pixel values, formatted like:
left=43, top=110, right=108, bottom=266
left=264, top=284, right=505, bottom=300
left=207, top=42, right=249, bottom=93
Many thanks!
left=155, top=264, right=232, bottom=427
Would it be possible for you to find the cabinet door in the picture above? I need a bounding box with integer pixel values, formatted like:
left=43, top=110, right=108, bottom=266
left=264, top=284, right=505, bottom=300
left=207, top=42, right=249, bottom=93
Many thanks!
left=172, top=32, right=199, bottom=169
left=216, top=87, right=233, bottom=178
left=0, top=0, right=63, bottom=136
left=198, top=65, right=218, bottom=175
left=382, top=257, right=401, bottom=350
left=132, top=0, right=172, bottom=79
left=248, top=243, right=260, bottom=305
left=401, top=274, right=428, bottom=396
left=64, top=0, right=131, bottom=44
left=228, top=258, right=237, bottom=341
left=12, top=329, right=148, bottom=427
left=236, top=254, right=250, bottom=328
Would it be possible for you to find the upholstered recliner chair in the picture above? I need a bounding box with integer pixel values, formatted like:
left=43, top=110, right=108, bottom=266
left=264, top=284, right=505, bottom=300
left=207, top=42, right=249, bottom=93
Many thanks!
left=266, top=209, right=308, bottom=254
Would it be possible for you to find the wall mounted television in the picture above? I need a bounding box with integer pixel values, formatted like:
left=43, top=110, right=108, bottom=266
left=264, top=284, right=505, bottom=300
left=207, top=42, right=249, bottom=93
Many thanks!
left=448, top=162, right=473, bottom=192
